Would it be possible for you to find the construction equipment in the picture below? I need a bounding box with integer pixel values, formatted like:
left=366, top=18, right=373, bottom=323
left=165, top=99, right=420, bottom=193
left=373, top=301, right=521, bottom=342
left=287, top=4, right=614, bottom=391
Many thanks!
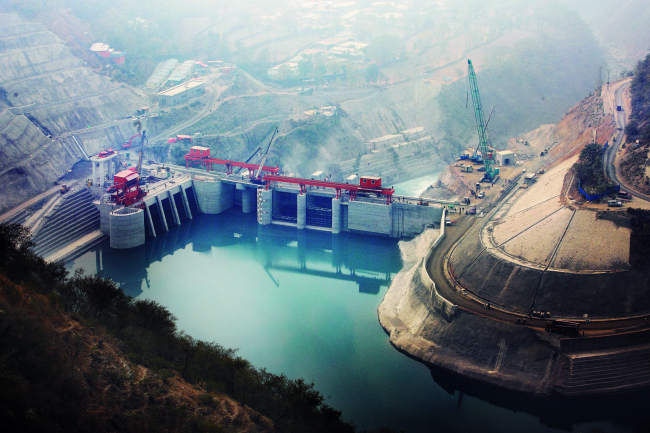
left=252, top=127, right=278, bottom=184
left=235, top=146, right=262, bottom=174
left=122, top=133, right=141, bottom=149
left=133, top=119, right=146, bottom=177
left=467, top=105, right=494, bottom=163
left=60, top=184, right=70, bottom=194
left=467, top=59, right=499, bottom=181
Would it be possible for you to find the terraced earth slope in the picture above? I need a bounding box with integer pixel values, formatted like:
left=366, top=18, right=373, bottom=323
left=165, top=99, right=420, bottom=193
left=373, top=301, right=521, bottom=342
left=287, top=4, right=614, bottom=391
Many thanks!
left=0, top=13, right=148, bottom=214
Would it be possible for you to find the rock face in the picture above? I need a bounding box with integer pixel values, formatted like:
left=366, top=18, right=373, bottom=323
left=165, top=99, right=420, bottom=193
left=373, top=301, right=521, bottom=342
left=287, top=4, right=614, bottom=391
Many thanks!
left=0, top=13, right=148, bottom=213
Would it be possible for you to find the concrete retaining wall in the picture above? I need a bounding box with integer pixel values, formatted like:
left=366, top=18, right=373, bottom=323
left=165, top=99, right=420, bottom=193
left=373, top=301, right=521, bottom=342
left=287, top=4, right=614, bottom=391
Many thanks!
left=561, top=329, right=650, bottom=353
left=109, top=207, right=145, bottom=249
left=97, top=201, right=118, bottom=235
left=241, top=188, right=256, bottom=213
left=392, top=202, right=443, bottom=237
left=348, top=201, right=392, bottom=236
left=420, top=209, right=457, bottom=321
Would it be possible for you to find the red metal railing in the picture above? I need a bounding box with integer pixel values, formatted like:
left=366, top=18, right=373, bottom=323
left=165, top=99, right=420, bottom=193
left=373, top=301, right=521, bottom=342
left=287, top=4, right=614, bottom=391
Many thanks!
left=262, top=174, right=394, bottom=204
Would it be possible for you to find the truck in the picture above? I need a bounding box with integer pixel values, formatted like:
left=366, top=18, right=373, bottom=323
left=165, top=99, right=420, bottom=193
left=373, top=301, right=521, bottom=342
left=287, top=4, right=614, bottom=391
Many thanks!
left=545, top=320, right=580, bottom=336
left=616, top=105, right=622, bottom=111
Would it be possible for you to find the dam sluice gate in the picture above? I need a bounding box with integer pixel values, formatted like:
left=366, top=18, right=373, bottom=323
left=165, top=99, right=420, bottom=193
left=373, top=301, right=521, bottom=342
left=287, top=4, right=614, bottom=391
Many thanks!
left=99, top=170, right=443, bottom=249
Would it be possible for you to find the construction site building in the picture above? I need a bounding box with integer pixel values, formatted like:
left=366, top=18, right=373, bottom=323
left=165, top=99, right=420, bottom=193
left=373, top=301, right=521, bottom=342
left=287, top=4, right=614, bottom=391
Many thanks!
left=145, top=59, right=179, bottom=89
left=168, top=60, right=197, bottom=85
left=157, top=80, right=206, bottom=106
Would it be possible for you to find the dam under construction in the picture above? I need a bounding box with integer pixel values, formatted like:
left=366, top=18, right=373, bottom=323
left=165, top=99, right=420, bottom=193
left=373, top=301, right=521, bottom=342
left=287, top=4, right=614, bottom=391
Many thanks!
left=61, top=143, right=449, bottom=255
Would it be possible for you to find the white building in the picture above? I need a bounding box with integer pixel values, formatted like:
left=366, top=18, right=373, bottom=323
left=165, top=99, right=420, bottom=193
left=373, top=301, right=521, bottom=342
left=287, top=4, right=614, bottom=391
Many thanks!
left=157, top=80, right=206, bottom=106
left=496, top=150, right=515, bottom=166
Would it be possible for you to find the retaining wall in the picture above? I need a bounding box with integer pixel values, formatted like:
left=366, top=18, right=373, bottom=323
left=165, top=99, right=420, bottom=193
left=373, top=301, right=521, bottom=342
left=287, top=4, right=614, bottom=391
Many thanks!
left=420, top=208, right=458, bottom=321
left=348, top=200, right=392, bottom=236
left=561, top=329, right=650, bottom=353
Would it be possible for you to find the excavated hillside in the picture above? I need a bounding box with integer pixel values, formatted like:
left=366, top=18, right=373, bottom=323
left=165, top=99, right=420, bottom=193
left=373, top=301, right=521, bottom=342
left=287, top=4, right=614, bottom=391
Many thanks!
left=0, top=14, right=148, bottom=214
left=178, top=77, right=447, bottom=179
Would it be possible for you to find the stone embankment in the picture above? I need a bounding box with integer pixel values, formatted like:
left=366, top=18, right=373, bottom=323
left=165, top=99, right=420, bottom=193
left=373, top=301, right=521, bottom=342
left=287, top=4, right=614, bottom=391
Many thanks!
left=378, top=223, right=560, bottom=394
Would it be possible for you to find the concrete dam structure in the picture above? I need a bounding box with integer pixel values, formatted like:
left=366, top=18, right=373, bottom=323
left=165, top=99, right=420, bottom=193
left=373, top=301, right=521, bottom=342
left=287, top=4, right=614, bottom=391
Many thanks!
left=97, top=167, right=444, bottom=249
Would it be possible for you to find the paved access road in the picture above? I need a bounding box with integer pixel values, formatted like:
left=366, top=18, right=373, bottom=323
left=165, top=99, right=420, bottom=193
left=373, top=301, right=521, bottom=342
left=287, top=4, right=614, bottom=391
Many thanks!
left=603, top=81, right=650, bottom=201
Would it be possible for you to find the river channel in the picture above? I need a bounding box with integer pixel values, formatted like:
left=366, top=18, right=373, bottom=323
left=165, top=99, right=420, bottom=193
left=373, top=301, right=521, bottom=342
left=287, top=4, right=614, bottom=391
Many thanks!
left=70, top=174, right=648, bottom=432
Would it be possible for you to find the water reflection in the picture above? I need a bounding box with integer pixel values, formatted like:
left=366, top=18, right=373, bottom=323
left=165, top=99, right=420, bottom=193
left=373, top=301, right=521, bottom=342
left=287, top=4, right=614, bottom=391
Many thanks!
left=87, top=210, right=401, bottom=299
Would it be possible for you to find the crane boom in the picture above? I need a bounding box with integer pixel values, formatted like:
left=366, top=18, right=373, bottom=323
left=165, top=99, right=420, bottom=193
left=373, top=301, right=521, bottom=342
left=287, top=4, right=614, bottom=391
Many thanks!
left=255, top=127, right=277, bottom=180
left=136, top=132, right=146, bottom=176
left=467, top=59, right=498, bottom=181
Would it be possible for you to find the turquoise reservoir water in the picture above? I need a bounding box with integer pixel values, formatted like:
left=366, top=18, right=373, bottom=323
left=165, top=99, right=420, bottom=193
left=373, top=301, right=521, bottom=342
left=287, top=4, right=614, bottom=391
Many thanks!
left=70, top=176, right=648, bottom=432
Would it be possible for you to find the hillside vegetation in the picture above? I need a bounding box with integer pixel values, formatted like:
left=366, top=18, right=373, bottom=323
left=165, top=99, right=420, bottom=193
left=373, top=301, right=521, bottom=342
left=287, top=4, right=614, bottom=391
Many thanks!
left=0, top=223, right=361, bottom=433
left=621, top=51, right=650, bottom=191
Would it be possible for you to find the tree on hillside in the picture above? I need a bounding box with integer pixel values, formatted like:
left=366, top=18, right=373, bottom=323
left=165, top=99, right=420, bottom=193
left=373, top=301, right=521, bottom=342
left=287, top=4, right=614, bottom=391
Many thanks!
left=298, top=54, right=314, bottom=78
left=365, top=63, right=379, bottom=84
left=365, top=34, right=403, bottom=62
left=579, top=142, right=602, bottom=166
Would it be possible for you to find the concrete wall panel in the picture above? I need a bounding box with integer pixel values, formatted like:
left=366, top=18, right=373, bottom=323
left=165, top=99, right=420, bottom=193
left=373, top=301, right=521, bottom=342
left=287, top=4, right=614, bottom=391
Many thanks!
left=193, top=179, right=235, bottom=214
left=348, top=201, right=392, bottom=236
left=109, top=207, right=145, bottom=249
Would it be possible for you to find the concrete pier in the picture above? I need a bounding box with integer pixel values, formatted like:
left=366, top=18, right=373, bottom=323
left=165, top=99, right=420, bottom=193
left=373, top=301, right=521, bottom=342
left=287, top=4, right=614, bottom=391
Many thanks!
left=156, top=196, right=169, bottom=232
left=193, top=178, right=235, bottom=214
left=297, top=193, right=306, bottom=229
left=90, top=153, right=119, bottom=186
left=257, top=189, right=272, bottom=225
left=332, top=198, right=341, bottom=234
left=242, top=188, right=256, bottom=214
left=180, top=188, right=193, bottom=220
left=168, top=191, right=181, bottom=225
left=109, top=207, right=145, bottom=249
left=145, top=205, right=156, bottom=237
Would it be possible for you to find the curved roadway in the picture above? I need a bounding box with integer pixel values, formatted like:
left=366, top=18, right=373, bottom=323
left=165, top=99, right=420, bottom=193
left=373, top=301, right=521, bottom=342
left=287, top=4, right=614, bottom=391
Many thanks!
left=603, top=81, right=650, bottom=200
left=428, top=214, right=650, bottom=332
